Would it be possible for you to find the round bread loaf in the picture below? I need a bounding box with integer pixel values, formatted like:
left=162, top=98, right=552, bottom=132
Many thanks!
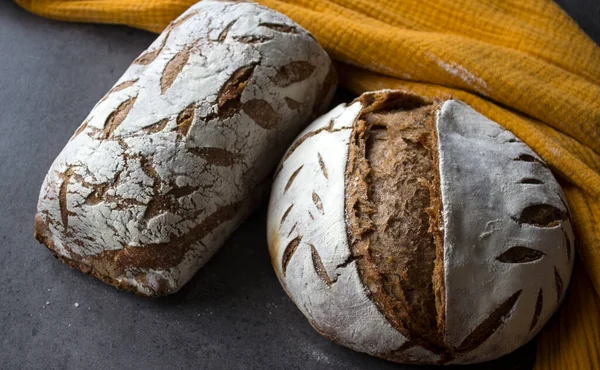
left=34, top=0, right=336, bottom=296
left=267, top=90, right=574, bottom=364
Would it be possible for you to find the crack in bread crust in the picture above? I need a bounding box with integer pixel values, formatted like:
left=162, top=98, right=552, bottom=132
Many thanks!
left=344, top=91, right=448, bottom=358
left=35, top=0, right=336, bottom=296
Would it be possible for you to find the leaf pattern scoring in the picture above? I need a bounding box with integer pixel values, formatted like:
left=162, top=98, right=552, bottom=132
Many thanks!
left=496, top=246, right=545, bottom=263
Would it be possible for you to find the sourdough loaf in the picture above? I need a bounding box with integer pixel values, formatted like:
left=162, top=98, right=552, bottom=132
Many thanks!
left=34, top=0, right=336, bottom=296
left=267, top=90, right=574, bottom=364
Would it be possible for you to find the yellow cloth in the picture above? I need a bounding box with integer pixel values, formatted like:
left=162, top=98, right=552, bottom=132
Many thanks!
left=15, top=0, right=600, bottom=367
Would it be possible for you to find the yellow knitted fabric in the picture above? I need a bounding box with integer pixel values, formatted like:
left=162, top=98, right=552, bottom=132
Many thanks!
left=14, top=0, right=600, bottom=367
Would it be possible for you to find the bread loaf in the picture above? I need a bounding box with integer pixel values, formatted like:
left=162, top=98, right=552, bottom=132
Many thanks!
left=34, top=0, right=336, bottom=296
left=267, top=90, right=574, bottom=364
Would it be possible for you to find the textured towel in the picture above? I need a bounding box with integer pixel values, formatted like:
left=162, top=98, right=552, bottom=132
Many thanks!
left=14, top=0, right=600, bottom=368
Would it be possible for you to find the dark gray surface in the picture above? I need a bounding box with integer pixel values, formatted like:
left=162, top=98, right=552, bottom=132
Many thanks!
left=555, top=0, right=600, bottom=42
left=1, top=1, right=596, bottom=369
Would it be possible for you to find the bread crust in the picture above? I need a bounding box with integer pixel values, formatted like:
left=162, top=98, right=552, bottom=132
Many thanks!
left=267, top=90, right=574, bottom=364
left=35, top=0, right=336, bottom=296
left=344, top=93, right=447, bottom=355
left=437, top=101, right=574, bottom=363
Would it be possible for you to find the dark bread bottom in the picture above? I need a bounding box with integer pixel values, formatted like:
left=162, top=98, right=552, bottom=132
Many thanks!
left=344, top=91, right=447, bottom=359
left=34, top=177, right=271, bottom=297
left=34, top=213, right=147, bottom=296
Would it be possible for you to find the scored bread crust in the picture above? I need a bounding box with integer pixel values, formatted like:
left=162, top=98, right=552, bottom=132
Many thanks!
left=267, top=101, right=416, bottom=358
left=437, top=101, right=574, bottom=364
left=35, top=0, right=336, bottom=296
left=267, top=90, right=574, bottom=364
left=344, top=93, right=447, bottom=355
left=267, top=91, right=441, bottom=363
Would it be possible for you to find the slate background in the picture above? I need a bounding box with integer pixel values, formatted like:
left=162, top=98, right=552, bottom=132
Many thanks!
left=0, top=1, right=597, bottom=369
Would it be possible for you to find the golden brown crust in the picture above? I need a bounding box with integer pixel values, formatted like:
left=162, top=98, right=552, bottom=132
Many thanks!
left=344, top=91, right=448, bottom=357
